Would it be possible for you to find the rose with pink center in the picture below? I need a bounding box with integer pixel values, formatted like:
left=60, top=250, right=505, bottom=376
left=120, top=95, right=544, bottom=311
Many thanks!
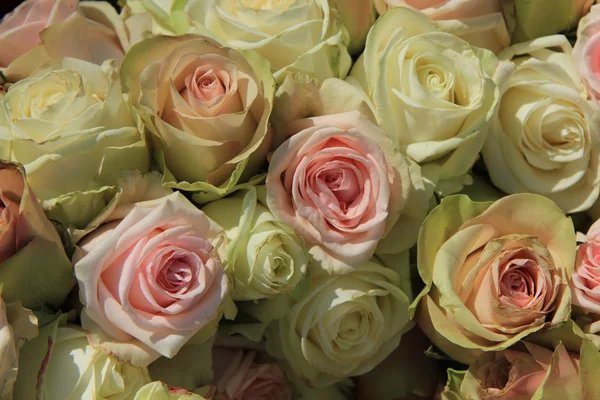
left=575, top=5, right=600, bottom=103
left=121, top=35, right=273, bottom=194
left=266, top=111, right=423, bottom=269
left=416, top=194, right=573, bottom=364
left=74, top=192, right=230, bottom=364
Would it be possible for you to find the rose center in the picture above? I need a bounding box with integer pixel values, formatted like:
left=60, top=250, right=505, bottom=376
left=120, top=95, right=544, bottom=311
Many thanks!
left=315, top=165, right=361, bottom=208
left=416, top=61, right=455, bottom=103
left=184, top=67, right=227, bottom=105
left=157, top=258, right=193, bottom=295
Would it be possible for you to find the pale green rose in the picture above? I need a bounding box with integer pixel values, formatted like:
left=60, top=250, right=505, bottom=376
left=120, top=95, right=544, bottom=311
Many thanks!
left=0, top=58, right=150, bottom=229
left=349, top=7, right=499, bottom=194
left=483, top=35, right=600, bottom=213
left=120, top=34, right=274, bottom=204
left=202, top=186, right=308, bottom=301
left=415, top=194, right=574, bottom=365
left=440, top=341, right=600, bottom=400
left=0, top=300, right=38, bottom=400
left=4, top=1, right=152, bottom=82
left=503, top=0, right=594, bottom=44
left=183, top=0, right=352, bottom=84
left=135, top=382, right=206, bottom=400
left=14, top=313, right=150, bottom=400
left=266, top=258, right=412, bottom=387
left=0, top=161, right=74, bottom=308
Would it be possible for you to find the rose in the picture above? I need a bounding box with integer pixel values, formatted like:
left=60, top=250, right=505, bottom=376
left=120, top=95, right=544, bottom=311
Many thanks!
left=372, top=0, right=510, bottom=54
left=199, top=349, right=292, bottom=400
left=348, top=8, right=498, bottom=193
left=0, top=57, right=150, bottom=229
left=415, top=194, right=574, bottom=365
left=482, top=35, right=600, bottom=213
left=0, top=161, right=74, bottom=308
left=4, top=1, right=151, bottom=82
left=122, top=0, right=191, bottom=36
left=202, top=187, right=308, bottom=301
left=0, top=0, right=76, bottom=68
left=504, top=0, right=594, bottom=44
left=183, top=0, right=352, bottom=84
left=574, top=5, right=600, bottom=103
left=266, top=108, right=426, bottom=271
left=13, top=314, right=150, bottom=400
left=265, top=259, right=412, bottom=387
left=74, top=192, right=231, bottom=365
left=329, top=0, right=376, bottom=55
left=572, top=218, right=600, bottom=314
left=134, top=382, right=207, bottom=400
left=440, top=341, right=600, bottom=399
left=0, top=299, right=38, bottom=399
left=120, top=34, right=273, bottom=203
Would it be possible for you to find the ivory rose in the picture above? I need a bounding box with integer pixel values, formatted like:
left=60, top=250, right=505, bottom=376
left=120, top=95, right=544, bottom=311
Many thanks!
left=0, top=161, right=73, bottom=308
left=74, top=192, right=231, bottom=365
left=349, top=7, right=498, bottom=193
left=483, top=35, right=600, bottom=213
left=415, top=194, right=574, bottom=365
left=182, top=0, right=352, bottom=84
left=574, top=4, right=600, bottom=103
left=440, top=341, right=600, bottom=400
left=0, top=0, right=76, bottom=68
left=14, top=313, right=150, bottom=400
left=120, top=35, right=273, bottom=203
left=266, top=259, right=412, bottom=387
left=373, top=0, right=510, bottom=53
left=200, top=349, right=292, bottom=400
left=0, top=57, right=150, bottom=229
left=266, top=109, right=426, bottom=271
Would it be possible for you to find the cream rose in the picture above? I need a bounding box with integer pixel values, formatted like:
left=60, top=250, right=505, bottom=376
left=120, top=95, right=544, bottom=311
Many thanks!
left=349, top=7, right=498, bottom=192
left=0, top=57, right=150, bottom=228
left=14, top=314, right=150, bottom=400
left=373, top=0, right=510, bottom=53
left=416, top=194, right=573, bottom=365
left=202, top=187, right=308, bottom=301
left=183, top=0, right=352, bottom=83
left=329, top=0, right=376, bottom=55
left=266, top=109, right=426, bottom=271
left=121, top=35, right=273, bottom=202
left=266, top=259, right=412, bottom=387
left=483, top=35, right=600, bottom=213
left=74, top=192, right=230, bottom=365
left=0, top=0, right=76, bottom=68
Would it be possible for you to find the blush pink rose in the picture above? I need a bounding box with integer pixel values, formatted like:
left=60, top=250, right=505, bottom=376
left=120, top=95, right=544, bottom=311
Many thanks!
left=572, top=218, right=600, bottom=314
left=457, top=342, right=579, bottom=399
left=74, top=192, right=229, bottom=363
left=574, top=5, right=600, bottom=103
left=266, top=111, right=419, bottom=269
left=0, top=0, right=77, bottom=68
left=205, top=349, right=292, bottom=400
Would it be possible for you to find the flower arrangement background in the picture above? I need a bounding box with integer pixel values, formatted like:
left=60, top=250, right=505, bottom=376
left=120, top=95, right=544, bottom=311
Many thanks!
left=2, top=0, right=600, bottom=399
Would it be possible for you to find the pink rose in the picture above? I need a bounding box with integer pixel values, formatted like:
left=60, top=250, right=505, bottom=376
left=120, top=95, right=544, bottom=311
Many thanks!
left=574, top=5, right=600, bottom=103
left=0, top=0, right=77, bottom=68
left=266, top=111, right=422, bottom=269
left=204, top=349, right=292, bottom=400
left=74, top=192, right=230, bottom=363
left=572, top=218, right=600, bottom=314
left=0, top=169, right=22, bottom=263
